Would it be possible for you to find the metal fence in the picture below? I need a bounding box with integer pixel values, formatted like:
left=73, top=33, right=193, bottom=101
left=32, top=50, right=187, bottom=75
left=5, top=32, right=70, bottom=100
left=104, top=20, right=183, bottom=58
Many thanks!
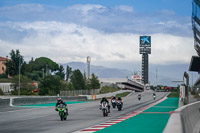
left=60, top=89, right=100, bottom=96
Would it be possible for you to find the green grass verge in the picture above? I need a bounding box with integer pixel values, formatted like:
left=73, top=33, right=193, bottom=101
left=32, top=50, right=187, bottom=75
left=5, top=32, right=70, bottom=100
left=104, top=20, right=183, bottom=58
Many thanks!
left=116, top=92, right=131, bottom=97
left=98, top=86, right=120, bottom=94
left=0, top=78, right=12, bottom=83
left=167, top=92, right=179, bottom=97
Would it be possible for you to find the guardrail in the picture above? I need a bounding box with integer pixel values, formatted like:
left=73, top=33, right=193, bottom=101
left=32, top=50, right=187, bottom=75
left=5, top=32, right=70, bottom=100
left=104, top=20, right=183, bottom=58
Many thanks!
left=0, top=99, right=10, bottom=107
left=13, top=96, right=87, bottom=105
left=60, top=89, right=100, bottom=96
left=163, top=101, right=200, bottom=133
left=0, top=96, right=87, bottom=107
left=79, top=90, right=133, bottom=99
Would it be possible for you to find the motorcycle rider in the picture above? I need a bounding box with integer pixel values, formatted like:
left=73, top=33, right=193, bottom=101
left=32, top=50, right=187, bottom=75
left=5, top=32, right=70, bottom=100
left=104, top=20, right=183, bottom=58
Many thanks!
left=100, top=96, right=110, bottom=113
left=117, top=96, right=122, bottom=102
left=153, top=93, right=156, bottom=100
left=117, top=96, right=123, bottom=106
left=111, top=95, right=117, bottom=102
left=138, top=94, right=141, bottom=100
left=55, top=98, right=68, bottom=115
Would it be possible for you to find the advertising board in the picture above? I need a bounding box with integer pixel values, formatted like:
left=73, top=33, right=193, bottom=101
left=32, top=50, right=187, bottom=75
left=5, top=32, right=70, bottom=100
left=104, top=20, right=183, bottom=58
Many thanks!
left=140, top=36, right=151, bottom=47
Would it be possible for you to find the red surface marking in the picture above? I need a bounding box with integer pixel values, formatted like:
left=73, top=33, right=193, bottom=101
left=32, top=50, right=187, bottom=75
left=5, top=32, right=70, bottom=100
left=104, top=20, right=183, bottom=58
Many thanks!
left=100, top=124, right=114, bottom=125
left=106, top=121, right=119, bottom=123
left=81, top=129, right=100, bottom=131
left=169, top=111, right=181, bottom=116
left=111, top=120, right=123, bottom=122
left=112, top=119, right=123, bottom=121
left=92, top=126, right=109, bottom=128
left=141, top=112, right=169, bottom=114
left=122, top=117, right=131, bottom=119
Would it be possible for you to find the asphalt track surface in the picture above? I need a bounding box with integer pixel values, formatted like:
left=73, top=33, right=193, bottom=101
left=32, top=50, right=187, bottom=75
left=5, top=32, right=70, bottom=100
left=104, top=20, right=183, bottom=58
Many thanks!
left=0, top=91, right=168, bottom=133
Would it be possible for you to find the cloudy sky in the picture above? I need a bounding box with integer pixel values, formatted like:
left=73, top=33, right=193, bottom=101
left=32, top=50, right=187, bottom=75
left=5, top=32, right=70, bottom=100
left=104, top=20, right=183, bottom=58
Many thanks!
left=0, top=0, right=197, bottom=85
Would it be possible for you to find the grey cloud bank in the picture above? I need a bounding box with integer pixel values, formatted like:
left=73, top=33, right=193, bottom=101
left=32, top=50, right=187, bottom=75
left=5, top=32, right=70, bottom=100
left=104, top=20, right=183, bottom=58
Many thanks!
left=0, top=4, right=192, bottom=36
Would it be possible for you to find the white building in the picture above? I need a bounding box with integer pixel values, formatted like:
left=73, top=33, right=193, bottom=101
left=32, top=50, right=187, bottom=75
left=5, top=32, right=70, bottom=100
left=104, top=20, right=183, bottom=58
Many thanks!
left=0, top=83, right=14, bottom=93
left=99, top=78, right=144, bottom=92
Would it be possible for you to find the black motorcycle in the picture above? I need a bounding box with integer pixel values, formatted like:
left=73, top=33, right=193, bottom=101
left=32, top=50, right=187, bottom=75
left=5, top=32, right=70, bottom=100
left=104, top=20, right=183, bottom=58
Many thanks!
left=117, top=100, right=123, bottom=111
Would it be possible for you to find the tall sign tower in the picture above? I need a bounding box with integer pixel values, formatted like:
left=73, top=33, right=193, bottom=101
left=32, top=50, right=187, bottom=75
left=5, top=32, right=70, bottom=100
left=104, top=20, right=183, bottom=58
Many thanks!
left=139, top=36, right=151, bottom=85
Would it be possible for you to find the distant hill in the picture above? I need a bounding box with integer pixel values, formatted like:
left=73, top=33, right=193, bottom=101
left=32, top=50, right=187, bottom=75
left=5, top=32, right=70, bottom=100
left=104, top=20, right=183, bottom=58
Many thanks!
left=62, top=62, right=132, bottom=78
left=62, top=62, right=196, bottom=87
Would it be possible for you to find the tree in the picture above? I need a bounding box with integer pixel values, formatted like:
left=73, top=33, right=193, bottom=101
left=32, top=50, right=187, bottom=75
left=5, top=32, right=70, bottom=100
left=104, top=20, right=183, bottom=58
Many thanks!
left=70, top=69, right=85, bottom=90
left=35, top=57, right=59, bottom=72
left=39, top=75, right=62, bottom=95
left=66, top=65, right=72, bottom=82
left=24, top=57, right=59, bottom=80
left=5, top=49, right=24, bottom=77
left=89, top=73, right=100, bottom=89
left=0, top=88, right=4, bottom=95
left=56, top=65, right=65, bottom=80
left=11, top=75, right=35, bottom=95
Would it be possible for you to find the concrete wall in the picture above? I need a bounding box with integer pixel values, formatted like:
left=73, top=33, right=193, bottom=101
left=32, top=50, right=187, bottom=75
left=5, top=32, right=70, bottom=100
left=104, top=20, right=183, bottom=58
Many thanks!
left=0, top=96, right=87, bottom=106
left=79, top=90, right=133, bottom=99
left=0, top=99, right=10, bottom=107
left=13, top=96, right=87, bottom=105
left=164, top=101, right=200, bottom=133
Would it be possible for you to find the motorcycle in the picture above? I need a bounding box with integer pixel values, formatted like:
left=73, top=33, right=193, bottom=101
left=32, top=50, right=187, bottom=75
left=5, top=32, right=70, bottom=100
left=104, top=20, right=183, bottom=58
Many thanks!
left=117, top=100, right=123, bottom=111
left=57, top=103, right=68, bottom=121
left=111, top=99, right=116, bottom=108
left=138, top=97, right=141, bottom=100
left=153, top=95, right=156, bottom=100
left=101, top=101, right=108, bottom=117
left=138, top=95, right=141, bottom=101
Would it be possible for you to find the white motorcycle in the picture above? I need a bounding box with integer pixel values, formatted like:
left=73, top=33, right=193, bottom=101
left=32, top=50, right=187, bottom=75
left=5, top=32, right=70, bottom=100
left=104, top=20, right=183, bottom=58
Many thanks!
left=111, top=99, right=116, bottom=108
left=101, top=101, right=109, bottom=117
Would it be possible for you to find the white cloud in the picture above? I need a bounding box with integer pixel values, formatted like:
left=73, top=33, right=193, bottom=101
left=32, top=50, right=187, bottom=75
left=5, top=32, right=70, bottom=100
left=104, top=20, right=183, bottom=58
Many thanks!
left=0, top=21, right=195, bottom=67
left=0, top=4, right=192, bottom=36
left=67, top=4, right=106, bottom=15
left=114, top=5, right=134, bottom=12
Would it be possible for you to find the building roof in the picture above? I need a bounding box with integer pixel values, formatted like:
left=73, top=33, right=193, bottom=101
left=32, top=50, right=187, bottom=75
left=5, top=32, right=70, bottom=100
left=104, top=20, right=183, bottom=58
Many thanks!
left=189, top=56, right=200, bottom=72
left=0, top=56, right=9, bottom=61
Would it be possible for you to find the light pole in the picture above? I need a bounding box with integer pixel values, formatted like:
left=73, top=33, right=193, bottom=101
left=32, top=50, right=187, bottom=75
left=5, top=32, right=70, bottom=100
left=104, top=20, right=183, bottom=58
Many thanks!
left=87, top=56, right=91, bottom=79
left=156, top=69, right=158, bottom=87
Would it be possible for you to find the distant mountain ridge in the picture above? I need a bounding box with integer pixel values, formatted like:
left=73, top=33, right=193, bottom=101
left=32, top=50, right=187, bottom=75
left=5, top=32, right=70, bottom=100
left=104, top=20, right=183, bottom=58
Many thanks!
left=62, top=62, right=196, bottom=87
left=62, top=62, right=132, bottom=78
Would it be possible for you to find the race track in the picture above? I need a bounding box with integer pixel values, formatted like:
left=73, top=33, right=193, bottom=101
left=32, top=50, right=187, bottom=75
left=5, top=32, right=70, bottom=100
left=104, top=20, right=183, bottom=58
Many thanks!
left=0, top=91, right=168, bottom=133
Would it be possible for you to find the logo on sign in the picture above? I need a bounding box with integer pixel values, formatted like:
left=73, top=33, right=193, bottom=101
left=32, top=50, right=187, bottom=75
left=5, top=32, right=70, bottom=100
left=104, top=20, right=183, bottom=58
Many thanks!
left=140, top=36, right=151, bottom=47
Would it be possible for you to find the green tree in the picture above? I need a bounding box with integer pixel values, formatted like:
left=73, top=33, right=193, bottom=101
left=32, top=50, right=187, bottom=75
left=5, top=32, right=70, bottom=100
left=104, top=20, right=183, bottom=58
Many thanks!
left=66, top=65, right=72, bottom=81
left=24, top=57, right=59, bottom=81
left=39, top=75, right=62, bottom=95
left=11, top=75, right=35, bottom=95
left=89, top=73, right=100, bottom=89
left=84, top=71, right=91, bottom=89
left=56, top=65, right=65, bottom=80
left=5, top=49, right=25, bottom=76
left=33, top=57, right=59, bottom=72
left=70, top=69, right=85, bottom=90
left=0, top=88, right=4, bottom=95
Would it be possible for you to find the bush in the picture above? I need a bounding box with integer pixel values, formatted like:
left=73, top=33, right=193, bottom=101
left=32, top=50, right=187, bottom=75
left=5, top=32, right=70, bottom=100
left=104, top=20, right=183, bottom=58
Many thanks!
left=99, top=86, right=120, bottom=94
left=0, top=74, right=8, bottom=78
left=191, top=90, right=196, bottom=95
left=11, top=88, right=33, bottom=95
left=0, top=88, right=4, bottom=95
left=167, top=92, right=179, bottom=97
left=116, top=92, right=131, bottom=97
